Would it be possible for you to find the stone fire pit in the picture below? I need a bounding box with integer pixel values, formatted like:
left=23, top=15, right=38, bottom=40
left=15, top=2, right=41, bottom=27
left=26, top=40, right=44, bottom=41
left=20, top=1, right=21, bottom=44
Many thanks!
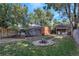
left=32, top=38, right=55, bottom=46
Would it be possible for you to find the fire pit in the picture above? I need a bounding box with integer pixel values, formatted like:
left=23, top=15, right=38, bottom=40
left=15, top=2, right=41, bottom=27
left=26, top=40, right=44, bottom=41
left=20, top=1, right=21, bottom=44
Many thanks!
left=32, top=38, right=55, bottom=46
left=39, top=40, right=48, bottom=44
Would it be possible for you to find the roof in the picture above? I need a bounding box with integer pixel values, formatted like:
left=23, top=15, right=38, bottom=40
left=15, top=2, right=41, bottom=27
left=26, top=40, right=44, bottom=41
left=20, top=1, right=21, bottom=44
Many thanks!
left=56, top=24, right=70, bottom=29
left=28, top=26, right=41, bottom=30
left=29, top=24, right=41, bottom=27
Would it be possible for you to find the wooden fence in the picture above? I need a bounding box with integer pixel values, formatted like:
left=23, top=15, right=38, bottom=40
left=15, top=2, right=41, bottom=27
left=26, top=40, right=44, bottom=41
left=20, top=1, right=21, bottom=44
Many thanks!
left=0, top=28, right=16, bottom=38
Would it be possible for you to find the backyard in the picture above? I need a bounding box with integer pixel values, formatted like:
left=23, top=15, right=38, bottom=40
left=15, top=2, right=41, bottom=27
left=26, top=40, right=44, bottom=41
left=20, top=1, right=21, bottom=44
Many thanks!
left=0, top=3, right=79, bottom=56
left=0, top=35, right=78, bottom=56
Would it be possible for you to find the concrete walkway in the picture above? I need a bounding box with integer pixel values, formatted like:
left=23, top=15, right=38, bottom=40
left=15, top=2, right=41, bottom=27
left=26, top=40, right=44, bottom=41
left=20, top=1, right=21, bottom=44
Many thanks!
left=0, top=35, right=66, bottom=44
left=0, top=35, right=55, bottom=44
left=0, top=36, right=45, bottom=43
left=0, top=38, right=26, bottom=43
left=73, top=29, right=79, bottom=45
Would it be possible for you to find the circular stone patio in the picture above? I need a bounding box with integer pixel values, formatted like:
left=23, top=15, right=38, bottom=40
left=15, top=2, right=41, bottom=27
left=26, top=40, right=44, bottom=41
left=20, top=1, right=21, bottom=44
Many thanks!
left=32, top=39, right=55, bottom=46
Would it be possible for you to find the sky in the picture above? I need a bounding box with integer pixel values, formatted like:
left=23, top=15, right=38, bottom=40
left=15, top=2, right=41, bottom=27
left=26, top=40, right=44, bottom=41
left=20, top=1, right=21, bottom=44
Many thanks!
left=21, top=3, right=45, bottom=13
left=21, top=3, right=68, bottom=20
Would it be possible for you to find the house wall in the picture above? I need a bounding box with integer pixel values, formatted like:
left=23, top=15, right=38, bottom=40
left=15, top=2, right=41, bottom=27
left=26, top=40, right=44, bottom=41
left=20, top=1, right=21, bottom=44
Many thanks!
left=56, top=29, right=68, bottom=35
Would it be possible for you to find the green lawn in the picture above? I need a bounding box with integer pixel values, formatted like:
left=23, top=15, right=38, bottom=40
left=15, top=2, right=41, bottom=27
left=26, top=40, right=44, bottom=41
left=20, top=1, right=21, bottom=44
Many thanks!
left=0, top=36, right=77, bottom=56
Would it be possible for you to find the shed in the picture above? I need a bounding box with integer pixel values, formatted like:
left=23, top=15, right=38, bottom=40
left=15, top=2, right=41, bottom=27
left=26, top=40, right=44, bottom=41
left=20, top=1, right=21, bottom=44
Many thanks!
left=56, top=24, right=71, bottom=35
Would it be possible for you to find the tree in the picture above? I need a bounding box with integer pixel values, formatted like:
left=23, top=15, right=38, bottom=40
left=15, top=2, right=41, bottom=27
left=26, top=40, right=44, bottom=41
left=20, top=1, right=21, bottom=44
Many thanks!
left=45, top=3, right=78, bottom=35
left=0, top=4, right=14, bottom=38
left=0, top=4, right=11, bottom=28
left=11, top=4, right=28, bottom=28
left=34, top=8, right=52, bottom=27
left=0, top=4, right=28, bottom=37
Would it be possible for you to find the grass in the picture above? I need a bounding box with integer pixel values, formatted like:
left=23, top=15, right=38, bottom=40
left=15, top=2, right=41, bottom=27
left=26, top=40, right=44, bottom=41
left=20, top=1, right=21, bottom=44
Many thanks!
left=0, top=36, right=77, bottom=56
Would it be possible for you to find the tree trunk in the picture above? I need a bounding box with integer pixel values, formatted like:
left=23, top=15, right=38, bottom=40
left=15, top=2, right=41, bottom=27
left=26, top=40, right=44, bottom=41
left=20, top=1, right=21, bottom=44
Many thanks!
left=65, top=3, right=68, bottom=15
left=68, top=3, right=73, bottom=36
left=78, top=3, right=79, bottom=24
left=73, top=3, right=77, bottom=29
left=78, top=3, right=79, bottom=16
left=1, top=28, right=3, bottom=39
